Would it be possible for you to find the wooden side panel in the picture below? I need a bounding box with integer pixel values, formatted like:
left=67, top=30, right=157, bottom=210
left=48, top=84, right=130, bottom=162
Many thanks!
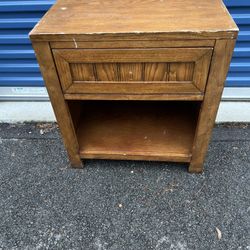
left=189, top=39, right=236, bottom=173
left=32, top=42, right=82, bottom=168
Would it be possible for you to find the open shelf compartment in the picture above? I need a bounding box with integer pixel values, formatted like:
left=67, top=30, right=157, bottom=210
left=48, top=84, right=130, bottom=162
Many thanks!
left=68, top=101, right=200, bottom=163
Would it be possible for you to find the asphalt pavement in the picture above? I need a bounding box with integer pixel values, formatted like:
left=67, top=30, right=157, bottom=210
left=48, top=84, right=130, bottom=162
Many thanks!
left=0, top=123, right=249, bottom=250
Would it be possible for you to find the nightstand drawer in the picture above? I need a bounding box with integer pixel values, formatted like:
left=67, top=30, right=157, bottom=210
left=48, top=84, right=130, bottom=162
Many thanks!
left=53, top=48, right=212, bottom=95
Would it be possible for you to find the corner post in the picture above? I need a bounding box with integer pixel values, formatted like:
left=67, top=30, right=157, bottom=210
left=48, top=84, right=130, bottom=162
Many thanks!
left=32, top=41, right=83, bottom=168
left=189, top=39, right=236, bottom=173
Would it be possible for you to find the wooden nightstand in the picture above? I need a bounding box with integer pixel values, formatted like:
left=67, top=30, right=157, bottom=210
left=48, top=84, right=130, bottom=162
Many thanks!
left=30, top=0, right=238, bottom=173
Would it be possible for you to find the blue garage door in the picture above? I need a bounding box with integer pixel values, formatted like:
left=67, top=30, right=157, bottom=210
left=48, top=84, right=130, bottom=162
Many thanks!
left=225, top=0, right=250, bottom=87
left=0, top=0, right=54, bottom=87
left=0, top=0, right=249, bottom=88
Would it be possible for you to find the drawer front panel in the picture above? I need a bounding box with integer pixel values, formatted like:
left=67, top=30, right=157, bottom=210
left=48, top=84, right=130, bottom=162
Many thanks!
left=70, top=62, right=194, bottom=82
left=53, top=48, right=213, bottom=95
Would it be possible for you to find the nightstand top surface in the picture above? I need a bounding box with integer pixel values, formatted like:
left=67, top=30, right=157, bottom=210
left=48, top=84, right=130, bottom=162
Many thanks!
left=30, top=0, right=238, bottom=41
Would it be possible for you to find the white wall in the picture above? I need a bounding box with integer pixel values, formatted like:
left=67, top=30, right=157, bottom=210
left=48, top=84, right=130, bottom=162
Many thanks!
left=0, top=102, right=56, bottom=123
left=216, top=102, right=250, bottom=122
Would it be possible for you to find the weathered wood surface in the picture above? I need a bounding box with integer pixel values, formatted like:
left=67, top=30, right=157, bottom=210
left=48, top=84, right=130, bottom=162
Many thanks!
left=32, top=42, right=83, bottom=168
left=30, top=0, right=238, bottom=41
left=189, top=39, right=237, bottom=173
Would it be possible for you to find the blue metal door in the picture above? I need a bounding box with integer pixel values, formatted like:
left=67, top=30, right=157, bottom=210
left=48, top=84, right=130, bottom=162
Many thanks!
left=225, top=0, right=250, bottom=87
left=0, top=0, right=54, bottom=87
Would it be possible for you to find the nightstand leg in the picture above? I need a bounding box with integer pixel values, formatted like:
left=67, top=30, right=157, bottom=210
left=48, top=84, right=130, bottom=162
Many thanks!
left=32, top=41, right=83, bottom=169
left=70, top=157, right=83, bottom=169
left=189, top=40, right=236, bottom=173
left=188, top=162, right=203, bottom=173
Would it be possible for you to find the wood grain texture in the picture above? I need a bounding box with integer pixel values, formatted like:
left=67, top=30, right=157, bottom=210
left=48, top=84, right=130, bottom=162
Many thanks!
left=52, top=50, right=72, bottom=91
left=50, top=40, right=215, bottom=49
left=119, top=63, right=143, bottom=81
left=144, top=62, right=194, bottom=82
left=53, top=48, right=212, bottom=96
left=53, top=48, right=211, bottom=63
left=144, top=63, right=167, bottom=81
left=76, top=101, right=199, bottom=162
left=169, top=63, right=194, bottom=82
left=70, top=63, right=95, bottom=81
left=66, top=82, right=200, bottom=95
left=64, top=93, right=204, bottom=101
left=31, top=42, right=82, bottom=168
left=70, top=62, right=195, bottom=82
left=189, top=39, right=237, bottom=173
left=193, top=51, right=213, bottom=91
left=30, top=0, right=238, bottom=41
left=95, top=63, right=118, bottom=81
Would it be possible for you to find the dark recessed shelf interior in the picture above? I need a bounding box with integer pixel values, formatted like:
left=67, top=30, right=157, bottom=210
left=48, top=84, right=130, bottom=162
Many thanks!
left=68, top=100, right=200, bottom=162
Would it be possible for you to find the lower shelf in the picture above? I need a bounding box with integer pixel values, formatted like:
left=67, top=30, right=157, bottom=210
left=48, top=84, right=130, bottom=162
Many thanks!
left=71, top=101, right=199, bottom=162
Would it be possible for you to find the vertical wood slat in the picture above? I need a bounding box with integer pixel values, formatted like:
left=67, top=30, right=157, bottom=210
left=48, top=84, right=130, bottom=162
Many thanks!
left=169, top=62, right=194, bottom=81
left=189, top=39, right=236, bottom=173
left=70, top=63, right=96, bottom=81
left=144, top=63, right=167, bottom=81
left=32, top=41, right=82, bottom=168
left=95, top=63, right=119, bottom=81
left=119, top=63, right=143, bottom=81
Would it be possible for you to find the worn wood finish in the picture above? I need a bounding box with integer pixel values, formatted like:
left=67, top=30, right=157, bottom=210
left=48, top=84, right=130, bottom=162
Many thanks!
left=31, top=42, right=82, bottom=168
left=50, top=40, right=215, bottom=49
left=30, top=0, right=238, bottom=173
left=32, top=32, right=237, bottom=42
left=64, top=93, right=204, bottom=101
left=76, top=101, right=198, bottom=162
left=189, top=39, right=236, bottom=173
left=53, top=48, right=211, bottom=63
left=30, top=0, right=238, bottom=41
left=71, top=62, right=195, bottom=82
left=66, top=82, right=200, bottom=95
left=53, top=48, right=212, bottom=95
